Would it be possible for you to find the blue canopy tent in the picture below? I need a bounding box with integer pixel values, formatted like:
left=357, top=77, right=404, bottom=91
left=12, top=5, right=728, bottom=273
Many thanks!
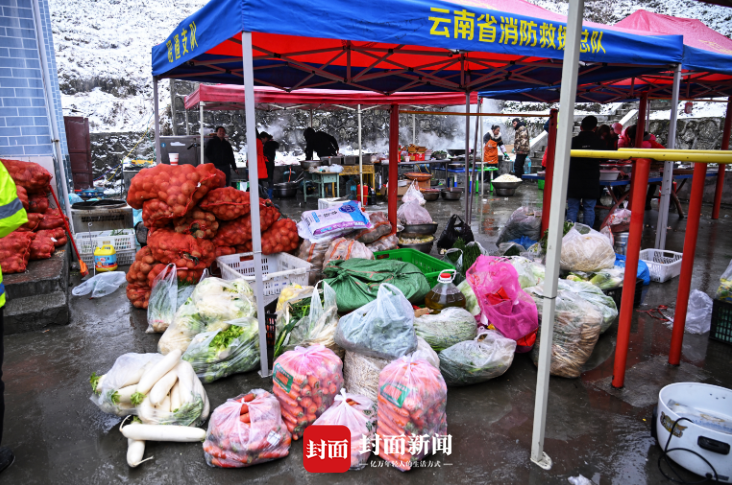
left=150, top=0, right=684, bottom=399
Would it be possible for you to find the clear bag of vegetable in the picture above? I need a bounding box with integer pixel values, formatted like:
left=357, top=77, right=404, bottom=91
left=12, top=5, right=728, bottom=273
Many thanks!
left=275, top=283, right=312, bottom=313
left=509, top=256, right=545, bottom=289
left=322, top=238, right=374, bottom=272
left=158, top=277, right=255, bottom=355
left=397, top=200, right=432, bottom=225
left=496, top=206, right=542, bottom=244
left=343, top=337, right=438, bottom=403
left=457, top=280, right=481, bottom=318
left=413, top=307, right=478, bottom=352
left=558, top=279, right=618, bottom=333
left=438, top=329, right=516, bottom=386
left=312, top=389, right=377, bottom=470
left=526, top=285, right=604, bottom=378
left=147, top=264, right=182, bottom=333
left=182, top=316, right=260, bottom=383
left=274, top=281, right=340, bottom=359
left=272, top=345, right=344, bottom=441
left=297, top=238, right=333, bottom=285
left=566, top=267, right=625, bottom=291
left=402, top=180, right=426, bottom=206
left=366, top=233, right=399, bottom=252
left=716, top=259, right=732, bottom=303
left=90, top=353, right=163, bottom=417
left=376, top=356, right=447, bottom=472
left=335, top=283, right=417, bottom=360
left=203, top=390, right=291, bottom=468
left=560, top=225, right=616, bottom=272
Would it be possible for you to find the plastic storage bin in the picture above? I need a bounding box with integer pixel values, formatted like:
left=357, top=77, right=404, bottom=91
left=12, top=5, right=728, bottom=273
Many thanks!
left=373, top=248, right=455, bottom=289
left=216, top=252, right=311, bottom=298
left=710, top=299, right=732, bottom=346
left=639, top=249, right=683, bottom=283
left=76, top=229, right=136, bottom=267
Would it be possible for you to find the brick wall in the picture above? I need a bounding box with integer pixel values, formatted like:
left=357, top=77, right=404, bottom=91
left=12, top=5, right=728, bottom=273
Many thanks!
left=0, top=0, right=68, bottom=160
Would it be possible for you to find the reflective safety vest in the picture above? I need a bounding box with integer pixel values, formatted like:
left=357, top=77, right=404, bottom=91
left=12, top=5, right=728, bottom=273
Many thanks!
left=0, top=161, right=29, bottom=307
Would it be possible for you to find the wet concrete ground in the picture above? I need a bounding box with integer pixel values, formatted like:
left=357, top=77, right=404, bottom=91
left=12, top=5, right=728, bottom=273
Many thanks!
left=3, top=184, right=732, bottom=484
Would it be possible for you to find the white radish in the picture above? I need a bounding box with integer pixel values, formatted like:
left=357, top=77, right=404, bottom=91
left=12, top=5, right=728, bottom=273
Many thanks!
left=175, top=360, right=195, bottom=405
left=149, top=369, right=177, bottom=406
left=157, top=393, right=171, bottom=413
left=116, top=385, right=137, bottom=404
left=137, top=397, right=157, bottom=424
left=192, top=376, right=209, bottom=421
left=94, top=374, right=106, bottom=394
left=126, top=439, right=150, bottom=467
left=120, top=424, right=206, bottom=442
left=137, top=349, right=181, bottom=395
left=119, top=360, right=156, bottom=389
left=170, top=382, right=181, bottom=412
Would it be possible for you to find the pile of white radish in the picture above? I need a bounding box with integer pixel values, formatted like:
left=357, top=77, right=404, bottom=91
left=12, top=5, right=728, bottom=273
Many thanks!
left=90, top=350, right=211, bottom=468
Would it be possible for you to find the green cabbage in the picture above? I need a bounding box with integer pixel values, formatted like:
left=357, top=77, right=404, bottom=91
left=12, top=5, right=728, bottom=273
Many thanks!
left=414, top=307, right=478, bottom=352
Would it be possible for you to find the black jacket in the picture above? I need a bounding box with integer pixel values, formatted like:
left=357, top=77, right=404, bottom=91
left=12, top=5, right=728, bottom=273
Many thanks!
left=305, top=131, right=339, bottom=160
left=263, top=140, right=279, bottom=165
left=204, top=137, right=237, bottom=171
left=567, top=130, right=605, bottom=200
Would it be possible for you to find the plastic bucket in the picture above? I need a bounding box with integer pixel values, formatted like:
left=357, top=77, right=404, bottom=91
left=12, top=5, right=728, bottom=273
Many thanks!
left=169, top=153, right=179, bottom=166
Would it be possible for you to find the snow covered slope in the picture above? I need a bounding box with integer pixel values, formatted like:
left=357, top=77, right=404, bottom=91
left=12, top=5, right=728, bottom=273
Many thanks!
left=50, top=0, right=731, bottom=133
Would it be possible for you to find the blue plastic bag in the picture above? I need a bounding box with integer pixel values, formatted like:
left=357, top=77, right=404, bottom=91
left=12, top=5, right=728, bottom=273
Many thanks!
left=615, top=254, right=651, bottom=286
left=511, top=236, right=538, bottom=250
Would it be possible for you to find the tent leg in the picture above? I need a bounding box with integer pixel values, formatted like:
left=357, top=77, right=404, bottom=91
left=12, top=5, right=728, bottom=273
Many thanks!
left=669, top=162, right=708, bottom=365
left=412, top=114, right=416, bottom=145
left=531, top=0, right=585, bottom=470
left=464, top=92, right=470, bottom=222
left=200, top=101, right=205, bottom=165
left=655, top=64, right=681, bottom=249
left=388, top=105, right=399, bottom=230
left=628, top=93, right=648, bottom=210
left=309, top=109, right=313, bottom=128
left=242, top=31, right=268, bottom=379
left=468, top=95, right=480, bottom=224
left=479, top=97, right=484, bottom=196
left=712, top=97, right=731, bottom=220
left=541, top=109, right=558, bottom=234
left=358, top=104, right=363, bottom=200
left=154, top=77, right=161, bottom=164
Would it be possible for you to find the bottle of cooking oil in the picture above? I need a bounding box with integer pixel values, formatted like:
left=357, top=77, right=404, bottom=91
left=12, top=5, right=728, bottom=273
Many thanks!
left=425, top=270, right=466, bottom=313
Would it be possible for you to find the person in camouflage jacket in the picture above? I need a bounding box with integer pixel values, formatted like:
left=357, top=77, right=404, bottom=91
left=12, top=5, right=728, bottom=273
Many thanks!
left=512, top=118, right=530, bottom=179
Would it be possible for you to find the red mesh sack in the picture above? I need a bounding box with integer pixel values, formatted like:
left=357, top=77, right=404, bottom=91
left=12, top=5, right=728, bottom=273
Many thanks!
left=142, top=199, right=175, bottom=228
left=1, top=159, right=51, bottom=191
left=146, top=263, right=203, bottom=287
left=38, top=209, right=65, bottom=231
left=0, top=231, right=35, bottom=273
left=126, top=247, right=157, bottom=287
left=36, top=228, right=67, bottom=247
left=127, top=282, right=151, bottom=309
left=215, top=246, right=237, bottom=258
left=148, top=228, right=216, bottom=270
left=212, top=203, right=279, bottom=247
left=28, top=191, right=49, bottom=214
left=236, top=243, right=250, bottom=254
left=29, top=231, right=55, bottom=260
left=17, top=213, right=44, bottom=232
left=16, top=186, right=28, bottom=210
left=199, top=187, right=253, bottom=221
left=126, top=164, right=225, bottom=213
left=173, top=209, right=219, bottom=239
left=261, top=219, right=299, bottom=255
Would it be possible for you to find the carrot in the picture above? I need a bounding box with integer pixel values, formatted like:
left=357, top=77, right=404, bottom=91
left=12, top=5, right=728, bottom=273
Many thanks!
left=240, top=404, right=249, bottom=414
left=376, top=420, right=402, bottom=438
left=305, top=413, right=317, bottom=423
left=379, top=408, right=409, bottom=428
left=307, top=375, right=318, bottom=389
left=281, top=411, right=298, bottom=426
left=242, top=393, right=256, bottom=403
left=299, top=397, right=314, bottom=408
left=284, top=420, right=295, bottom=433
left=300, top=385, right=312, bottom=396
left=258, top=449, right=289, bottom=459
left=273, top=386, right=300, bottom=408
left=239, top=413, right=251, bottom=424
left=305, top=404, right=317, bottom=415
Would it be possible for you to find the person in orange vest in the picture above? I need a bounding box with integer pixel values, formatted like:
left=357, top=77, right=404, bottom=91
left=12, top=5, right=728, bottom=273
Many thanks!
left=483, top=125, right=509, bottom=165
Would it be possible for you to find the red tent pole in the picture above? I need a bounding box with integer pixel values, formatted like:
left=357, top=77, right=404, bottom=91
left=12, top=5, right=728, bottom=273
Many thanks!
left=712, top=96, right=731, bottom=220
left=388, top=104, right=399, bottom=231
left=541, top=109, right=558, bottom=234
left=669, top=161, right=708, bottom=365
left=628, top=93, right=648, bottom=209
left=612, top=156, right=651, bottom=389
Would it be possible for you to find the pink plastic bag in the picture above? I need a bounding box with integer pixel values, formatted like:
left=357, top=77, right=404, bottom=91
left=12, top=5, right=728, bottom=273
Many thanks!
left=466, top=255, right=538, bottom=342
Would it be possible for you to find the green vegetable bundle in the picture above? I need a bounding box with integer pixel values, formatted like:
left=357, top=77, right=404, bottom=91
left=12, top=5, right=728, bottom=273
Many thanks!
left=439, top=330, right=516, bottom=386
left=414, top=307, right=478, bottom=352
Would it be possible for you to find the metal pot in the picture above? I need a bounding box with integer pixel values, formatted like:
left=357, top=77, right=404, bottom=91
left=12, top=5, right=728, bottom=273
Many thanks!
left=441, top=187, right=463, bottom=201
left=495, top=187, right=517, bottom=196
left=273, top=182, right=298, bottom=198
left=399, top=240, right=434, bottom=254
left=492, top=180, right=522, bottom=196
left=401, top=223, right=438, bottom=235
left=421, top=190, right=440, bottom=202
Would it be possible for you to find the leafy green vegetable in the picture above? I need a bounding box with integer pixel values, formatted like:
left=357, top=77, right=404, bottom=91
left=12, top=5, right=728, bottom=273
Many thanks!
left=540, top=221, right=573, bottom=251
left=109, top=390, right=120, bottom=405
left=457, top=280, right=480, bottom=316
left=438, top=330, right=516, bottom=386
left=130, top=392, right=145, bottom=406
left=90, top=372, right=101, bottom=395
left=414, top=307, right=478, bottom=352
left=451, top=238, right=482, bottom=276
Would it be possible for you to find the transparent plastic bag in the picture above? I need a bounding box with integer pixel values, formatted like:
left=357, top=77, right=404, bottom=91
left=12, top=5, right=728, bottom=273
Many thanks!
left=438, top=329, right=517, bottom=386
left=527, top=286, right=604, bottom=378
left=686, top=289, right=713, bottom=334
left=276, top=284, right=313, bottom=313
left=336, top=283, right=417, bottom=360
left=608, top=208, right=631, bottom=227
left=716, top=259, right=732, bottom=302
left=312, top=389, right=377, bottom=470
left=158, top=278, right=255, bottom=355
left=466, top=256, right=538, bottom=341
left=457, top=280, right=481, bottom=317
left=600, top=226, right=614, bottom=246
left=560, top=225, right=616, bottom=272
left=272, top=345, right=344, bottom=440
left=414, top=307, right=478, bottom=352
left=366, top=233, right=398, bottom=252
left=495, top=242, right=525, bottom=257
left=497, top=206, right=542, bottom=244
left=402, top=180, right=426, bottom=206
left=322, top=237, right=374, bottom=270
left=297, top=238, right=334, bottom=285
left=567, top=267, right=625, bottom=291
left=558, top=279, right=618, bottom=334
left=509, top=256, right=545, bottom=289
left=72, top=271, right=127, bottom=299
left=397, top=200, right=432, bottom=225
left=182, top=316, right=260, bottom=383
left=376, top=356, right=447, bottom=472
left=89, top=352, right=162, bottom=417
left=147, top=264, right=178, bottom=333
left=274, top=282, right=339, bottom=358
left=353, top=211, right=391, bottom=244
left=203, top=390, right=291, bottom=468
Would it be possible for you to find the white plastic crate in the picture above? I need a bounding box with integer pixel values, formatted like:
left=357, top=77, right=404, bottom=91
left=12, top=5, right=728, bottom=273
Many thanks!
left=80, top=249, right=136, bottom=267
left=318, top=197, right=351, bottom=210
left=216, top=252, right=311, bottom=297
left=76, top=229, right=136, bottom=255
left=639, top=249, right=683, bottom=283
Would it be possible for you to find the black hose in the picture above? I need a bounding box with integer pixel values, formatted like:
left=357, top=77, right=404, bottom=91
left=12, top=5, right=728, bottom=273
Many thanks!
left=658, top=416, right=719, bottom=484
